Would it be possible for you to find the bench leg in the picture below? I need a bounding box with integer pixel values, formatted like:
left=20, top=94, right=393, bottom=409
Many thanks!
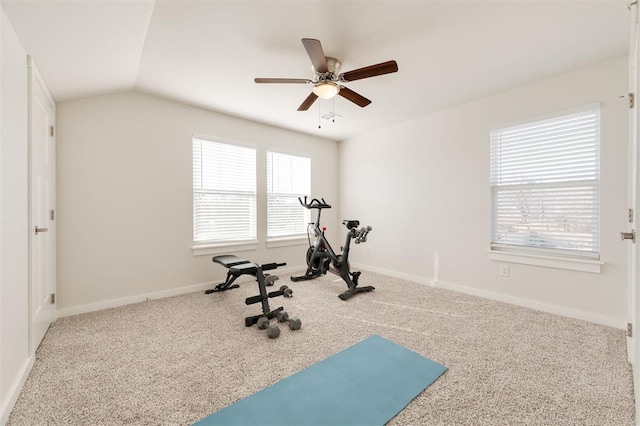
left=204, top=272, right=241, bottom=294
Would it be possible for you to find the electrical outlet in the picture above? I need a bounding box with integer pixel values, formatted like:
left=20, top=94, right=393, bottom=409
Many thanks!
left=500, top=265, right=510, bottom=277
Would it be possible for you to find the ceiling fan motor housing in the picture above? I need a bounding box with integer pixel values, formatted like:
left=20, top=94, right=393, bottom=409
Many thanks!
left=315, top=56, right=341, bottom=82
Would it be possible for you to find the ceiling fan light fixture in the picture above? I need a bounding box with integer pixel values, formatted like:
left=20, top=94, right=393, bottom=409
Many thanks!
left=313, top=82, right=340, bottom=99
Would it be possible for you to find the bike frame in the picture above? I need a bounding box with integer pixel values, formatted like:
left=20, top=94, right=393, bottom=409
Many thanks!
left=307, top=209, right=354, bottom=274
left=291, top=197, right=374, bottom=300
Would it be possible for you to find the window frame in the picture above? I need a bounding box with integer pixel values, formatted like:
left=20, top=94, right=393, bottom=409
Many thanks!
left=192, top=135, right=258, bottom=255
left=488, top=104, right=604, bottom=273
left=266, top=150, right=311, bottom=245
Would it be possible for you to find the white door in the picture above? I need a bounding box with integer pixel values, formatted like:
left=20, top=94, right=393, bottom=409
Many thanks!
left=628, top=3, right=638, bottom=362
left=628, top=3, right=640, bottom=420
left=29, top=56, right=56, bottom=352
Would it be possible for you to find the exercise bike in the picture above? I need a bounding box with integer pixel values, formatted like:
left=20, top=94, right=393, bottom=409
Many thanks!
left=291, top=197, right=374, bottom=300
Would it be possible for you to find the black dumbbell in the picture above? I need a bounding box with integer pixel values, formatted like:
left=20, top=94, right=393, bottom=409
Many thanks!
left=266, top=324, right=280, bottom=339
left=265, top=274, right=279, bottom=287
left=256, top=316, right=281, bottom=338
left=276, top=311, right=302, bottom=330
left=280, top=285, right=293, bottom=298
left=256, top=316, right=270, bottom=330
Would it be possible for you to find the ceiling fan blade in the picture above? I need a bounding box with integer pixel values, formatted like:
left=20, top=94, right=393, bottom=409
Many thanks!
left=338, top=86, right=371, bottom=107
left=339, top=60, right=398, bottom=82
left=297, top=92, right=318, bottom=111
left=254, top=78, right=312, bottom=84
left=301, top=38, right=328, bottom=73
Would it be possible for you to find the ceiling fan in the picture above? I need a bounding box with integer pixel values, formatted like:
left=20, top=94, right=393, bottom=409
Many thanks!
left=254, top=38, right=398, bottom=111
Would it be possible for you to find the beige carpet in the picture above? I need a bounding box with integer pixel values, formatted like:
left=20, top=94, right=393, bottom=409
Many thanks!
left=8, top=271, right=635, bottom=425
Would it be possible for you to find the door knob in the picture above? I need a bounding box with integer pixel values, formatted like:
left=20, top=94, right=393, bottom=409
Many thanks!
left=35, top=226, right=48, bottom=235
left=621, top=230, right=635, bottom=243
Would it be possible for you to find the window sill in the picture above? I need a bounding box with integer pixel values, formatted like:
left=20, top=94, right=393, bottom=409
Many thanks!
left=266, top=236, right=309, bottom=248
left=192, top=240, right=258, bottom=256
left=488, top=249, right=603, bottom=273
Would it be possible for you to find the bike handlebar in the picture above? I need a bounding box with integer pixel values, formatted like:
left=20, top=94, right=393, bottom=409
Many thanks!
left=298, top=196, right=332, bottom=209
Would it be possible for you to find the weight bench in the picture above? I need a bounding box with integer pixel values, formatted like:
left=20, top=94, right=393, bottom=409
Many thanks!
left=206, top=255, right=289, bottom=327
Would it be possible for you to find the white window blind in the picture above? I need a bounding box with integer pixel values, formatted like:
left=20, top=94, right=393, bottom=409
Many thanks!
left=490, top=106, right=600, bottom=259
left=193, top=137, right=256, bottom=244
left=267, top=151, right=311, bottom=239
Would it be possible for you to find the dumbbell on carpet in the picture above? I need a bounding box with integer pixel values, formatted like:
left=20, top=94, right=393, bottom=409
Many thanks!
left=256, top=313, right=301, bottom=338
left=256, top=316, right=270, bottom=330
left=256, top=316, right=282, bottom=339
left=266, top=325, right=280, bottom=339
left=276, top=311, right=302, bottom=330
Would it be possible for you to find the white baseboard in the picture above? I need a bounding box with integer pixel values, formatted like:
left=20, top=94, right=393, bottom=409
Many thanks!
left=0, top=356, right=34, bottom=426
left=351, top=262, right=430, bottom=286
left=56, top=265, right=307, bottom=318
left=352, top=262, right=624, bottom=330
left=433, top=279, right=624, bottom=330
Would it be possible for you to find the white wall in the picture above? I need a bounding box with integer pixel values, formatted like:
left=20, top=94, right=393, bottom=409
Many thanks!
left=0, top=4, right=31, bottom=424
left=339, top=56, right=629, bottom=328
left=56, top=92, right=339, bottom=314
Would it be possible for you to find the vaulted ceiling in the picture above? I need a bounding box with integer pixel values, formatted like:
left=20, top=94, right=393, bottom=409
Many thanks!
left=1, top=1, right=630, bottom=141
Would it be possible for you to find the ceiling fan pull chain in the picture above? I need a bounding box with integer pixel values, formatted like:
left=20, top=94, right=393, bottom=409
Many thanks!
left=332, top=97, right=335, bottom=122
left=318, top=100, right=321, bottom=129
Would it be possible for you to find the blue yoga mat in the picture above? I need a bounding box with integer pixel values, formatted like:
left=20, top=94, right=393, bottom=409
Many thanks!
left=195, top=334, right=447, bottom=426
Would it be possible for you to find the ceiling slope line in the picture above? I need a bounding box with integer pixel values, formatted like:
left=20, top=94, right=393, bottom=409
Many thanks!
left=132, top=0, right=157, bottom=92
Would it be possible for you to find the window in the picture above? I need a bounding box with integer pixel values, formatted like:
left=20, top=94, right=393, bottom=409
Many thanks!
left=267, top=151, right=311, bottom=239
left=490, top=105, right=600, bottom=261
left=193, top=137, right=256, bottom=245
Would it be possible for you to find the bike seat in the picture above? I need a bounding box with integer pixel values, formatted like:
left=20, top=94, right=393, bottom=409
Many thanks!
left=342, top=220, right=360, bottom=230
